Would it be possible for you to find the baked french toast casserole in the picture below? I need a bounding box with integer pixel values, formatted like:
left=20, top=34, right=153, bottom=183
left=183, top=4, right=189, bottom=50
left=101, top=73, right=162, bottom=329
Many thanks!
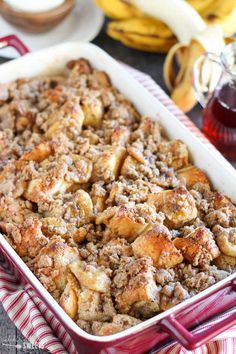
left=0, top=58, right=235, bottom=336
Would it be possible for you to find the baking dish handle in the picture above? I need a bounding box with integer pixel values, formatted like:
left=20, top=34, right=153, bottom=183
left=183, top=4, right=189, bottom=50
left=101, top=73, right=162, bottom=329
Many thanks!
left=161, top=281, right=236, bottom=350
left=0, top=35, right=29, bottom=56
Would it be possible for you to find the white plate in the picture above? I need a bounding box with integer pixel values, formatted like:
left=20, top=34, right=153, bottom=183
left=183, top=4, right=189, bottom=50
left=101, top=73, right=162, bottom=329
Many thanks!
left=0, top=0, right=104, bottom=58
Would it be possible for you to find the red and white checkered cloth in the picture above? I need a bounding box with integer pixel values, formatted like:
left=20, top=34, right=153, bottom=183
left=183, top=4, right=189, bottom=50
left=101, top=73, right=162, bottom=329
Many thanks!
left=0, top=65, right=235, bottom=354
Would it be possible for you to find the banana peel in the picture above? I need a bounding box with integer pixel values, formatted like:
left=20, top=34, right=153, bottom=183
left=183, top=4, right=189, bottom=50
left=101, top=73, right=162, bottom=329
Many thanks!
left=164, top=33, right=234, bottom=113
left=108, top=17, right=177, bottom=53
left=164, top=39, right=205, bottom=112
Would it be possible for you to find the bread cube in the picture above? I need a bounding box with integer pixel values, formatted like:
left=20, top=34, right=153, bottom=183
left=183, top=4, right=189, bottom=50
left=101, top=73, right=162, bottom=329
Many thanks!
left=16, top=142, right=53, bottom=169
left=45, top=97, right=84, bottom=139
left=82, top=94, right=104, bottom=127
left=70, top=154, right=93, bottom=184
left=177, top=165, right=210, bottom=189
left=132, top=225, right=183, bottom=268
left=2, top=217, right=48, bottom=259
left=120, top=155, right=141, bottom=179
left=24, top=156, right=72, bottom=203
left=160, top=282, right=189, bottom=311
left=111, top=126, right=130, bottom=146
left=114, top=257, right=160, bottom=314
left=41, top=217, right=67, bottom=237
left=96, top=203, right=159, bottom=241
left=68, top=190, right=94, bottom=222
left=211, top=192, right=236, bottom=210
left=214, top=253, right=236, bottom=271
left=158, top=139, right=189, bottom=170
left=132, top=117, right=161, bottom=143
left=90, top=182, right=107, bottom=213
left=174, top=227, right=220, bottom=266
left=213, top=225, right=236, bottom=257
left=33, top=237, right=79, bottom=298
left=70, top=261, right=111, bottom=292
left=25, top=177, right=70, bottom=204
left=127, top=146, right=145, bottom=164
left=92, top=315, right=141, bottom=336
left=91, top=146, right=126, bottom=182
left=148, top=187, right=197, bottom=228
left=77, top=289, right=116, bottom=321
left=59, top=274, right=79, bottom=320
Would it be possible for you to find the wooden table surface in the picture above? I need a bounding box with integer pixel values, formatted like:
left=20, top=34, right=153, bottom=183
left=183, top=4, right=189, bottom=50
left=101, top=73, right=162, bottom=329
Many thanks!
left=0, top=21, right=233, bottom=354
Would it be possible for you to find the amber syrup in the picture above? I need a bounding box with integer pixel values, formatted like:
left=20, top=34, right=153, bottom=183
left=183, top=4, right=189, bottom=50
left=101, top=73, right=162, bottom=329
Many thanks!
left=203, top=83, right=236, bottom=160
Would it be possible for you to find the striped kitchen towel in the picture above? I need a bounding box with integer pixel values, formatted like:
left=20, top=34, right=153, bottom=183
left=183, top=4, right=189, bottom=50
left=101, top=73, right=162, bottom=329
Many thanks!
left=0, top=65, right=235, bottom=354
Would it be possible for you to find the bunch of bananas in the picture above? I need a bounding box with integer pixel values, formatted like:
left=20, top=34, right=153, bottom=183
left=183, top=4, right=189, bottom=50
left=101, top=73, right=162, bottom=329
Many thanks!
left=95, top=0, right=236, bottom=53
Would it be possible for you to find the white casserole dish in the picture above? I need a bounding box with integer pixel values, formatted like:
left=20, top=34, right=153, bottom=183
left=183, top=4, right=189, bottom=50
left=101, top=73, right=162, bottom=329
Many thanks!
left=0, top=42, right=235, bottom=354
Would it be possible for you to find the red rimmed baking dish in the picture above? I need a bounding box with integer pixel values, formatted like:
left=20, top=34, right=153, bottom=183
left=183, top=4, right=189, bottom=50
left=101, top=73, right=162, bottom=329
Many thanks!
left=0, top=36, right=235, bottom=354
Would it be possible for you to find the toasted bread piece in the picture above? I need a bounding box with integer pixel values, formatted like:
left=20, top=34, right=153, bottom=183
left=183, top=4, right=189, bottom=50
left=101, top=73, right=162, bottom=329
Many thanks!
left=91, top=146, right=126, bottom=182
left=132, top=224, right=183, bottom=268
left=92, top=315, right=141, bottom=336
left=59, top=273, right=79, bottom=320
left=45, top=97, right=84, bottom=139
left=114, top=257, right=161, bottom=315
left=96, top=203, right=159, bottom=241
left=211, top=192, right=236, bottom=210
left=16, top=142, right=54, bottom=169
left=148, top=187, right=197, bottom=228
left=70, top=154, right=93, bottom=184
left=82, top=93, right=104, bottom=127
left=24, top=155, right=73, bottom=203
left=111, top=126, right=130, bottom=146
left=77, top=289, right=116, bottom=322
left=158, top=139, right=189, bottom=170
left=174, top=227, right=220, bottom=266
left=214, top=225, right=236, bottom=257
left=2, top=217, right=48, bottom=259
left=177, top=165, right=210, bottom=189
left=69, top=190, right=94, bottom=222
left=41, top=217, right=67, bottom=237
left=214, top=253, right=236, bottom=270
left=140, top=117, right=161, bottom=140
left=33, top=237, right=79, bottom=298
left=120, top=155, right=141, bottom=179
left=70, top=261, right=111, bottom=293
left=25, top=175, right=70, bottom=203
left=132, top=117, right=161, bottom=143
left=90, top=182, right=107, bottom=213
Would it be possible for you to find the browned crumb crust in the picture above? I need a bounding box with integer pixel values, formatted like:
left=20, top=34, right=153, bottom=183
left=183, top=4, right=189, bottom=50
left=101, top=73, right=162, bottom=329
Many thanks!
left=0, top=58, right=235, bottom=336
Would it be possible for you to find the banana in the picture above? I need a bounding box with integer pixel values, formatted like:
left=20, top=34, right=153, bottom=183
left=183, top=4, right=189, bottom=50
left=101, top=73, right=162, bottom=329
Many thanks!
left=107, top=17, right=176, bottom=53
left=188, top=0, right=236, bottom=36
left=216, top=5, right=236, bottom=37
left=191, top=0, right=236, bottom=22
left=95, top=0, right=141, bottom=19
left=187, top=0, right=214, bottom=14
